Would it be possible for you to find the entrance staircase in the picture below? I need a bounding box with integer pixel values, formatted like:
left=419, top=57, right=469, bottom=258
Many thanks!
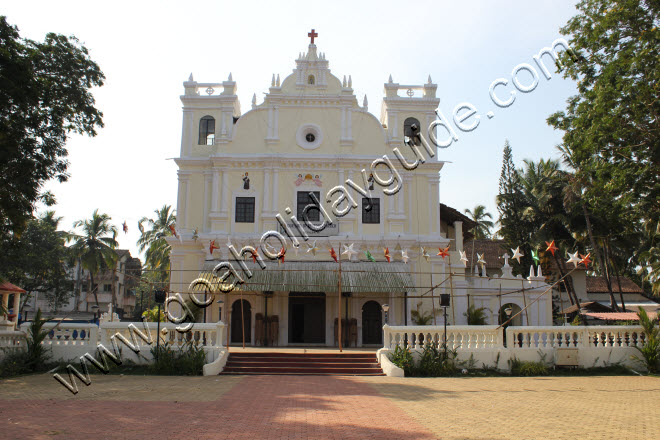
left=220, top=352, right=385, bottom=376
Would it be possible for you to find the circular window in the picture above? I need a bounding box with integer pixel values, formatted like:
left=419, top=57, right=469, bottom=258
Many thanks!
left=296, top=124, right=323, bottom=149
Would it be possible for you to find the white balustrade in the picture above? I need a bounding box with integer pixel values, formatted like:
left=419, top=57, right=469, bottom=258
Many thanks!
left=0, top=330, right=26, bottom=352
left=506, top=326, right=644, bottom=349
left=383, top=325, right=503, bottom=350
left=19, top=323, right=98, bottom=347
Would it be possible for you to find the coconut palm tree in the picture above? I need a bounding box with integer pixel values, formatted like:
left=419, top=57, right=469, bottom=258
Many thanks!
left=464, top=205, right=494, bottom=239
left=69, top=210, right=118, bottom=310
left=137, top=205, right=176, bottom=283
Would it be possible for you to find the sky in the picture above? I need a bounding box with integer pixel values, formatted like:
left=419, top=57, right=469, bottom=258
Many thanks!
left=5, top=0, right=579, bottom=261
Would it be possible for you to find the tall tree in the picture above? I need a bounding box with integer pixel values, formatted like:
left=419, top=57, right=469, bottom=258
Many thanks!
left=137, top=205, right=176, bottom=283
left=464, top=205, right=494, bottom=239
left=0, top=211, right=72, bottom=312
left=547, top=0, right=659, bottom=295
left=69, top=210, right=118, bottom=310
left=0, top=17, right=104, bottom=238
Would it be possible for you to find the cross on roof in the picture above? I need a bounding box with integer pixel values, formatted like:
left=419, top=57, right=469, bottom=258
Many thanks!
left=308, top=29, right=318, bottom=44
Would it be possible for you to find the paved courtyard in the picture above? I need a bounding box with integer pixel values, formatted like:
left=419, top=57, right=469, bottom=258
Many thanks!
left=1, top=374, right=658, bottom=439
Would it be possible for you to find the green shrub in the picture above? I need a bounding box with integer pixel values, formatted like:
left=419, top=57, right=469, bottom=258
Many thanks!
left=464, top=304, right=489, bottom=325
left=149, top=341, right=206, bottom=375
left=0, top=309, right=53, bottom=377
left=508, top=354, right=550, bottom=376
left=633, top=307, right=660, bottom=374
left=389, top=345, right=414, bottom=376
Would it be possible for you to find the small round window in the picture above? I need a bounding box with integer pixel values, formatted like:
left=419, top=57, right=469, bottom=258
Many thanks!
left=306, top=133, right=315, bottom=143
left=296, top=124, right=323, bottom=150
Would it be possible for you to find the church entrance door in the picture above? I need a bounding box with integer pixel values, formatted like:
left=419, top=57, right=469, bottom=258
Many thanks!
left=362, top=300, right=383, bottom=345
left=288, top=292, right=326, bottom=344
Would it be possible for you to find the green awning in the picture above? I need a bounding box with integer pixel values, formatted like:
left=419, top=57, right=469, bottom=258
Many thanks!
left=195, top=260, right=414, bottom=294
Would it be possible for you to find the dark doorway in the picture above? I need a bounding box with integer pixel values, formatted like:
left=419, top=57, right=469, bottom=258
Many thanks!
left=362, top=300, right=383, bottom=345
left=288, top=292, right=326, bottom=343
left=231, top=299, right=251, bottom=344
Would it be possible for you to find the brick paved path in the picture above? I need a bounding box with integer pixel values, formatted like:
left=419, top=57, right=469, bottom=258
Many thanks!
left=1, top=374, right=659, bottom=439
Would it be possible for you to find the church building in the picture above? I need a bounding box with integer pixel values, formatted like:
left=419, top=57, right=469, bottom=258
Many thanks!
left=168, top=31, right=550, bottom=347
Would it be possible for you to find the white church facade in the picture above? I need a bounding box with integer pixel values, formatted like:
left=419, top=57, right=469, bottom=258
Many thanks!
left=168, top=32, right=551, bottom=347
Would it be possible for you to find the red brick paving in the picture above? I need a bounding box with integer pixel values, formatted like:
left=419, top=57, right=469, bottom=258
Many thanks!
left=0, top=376, right=436, bottom=440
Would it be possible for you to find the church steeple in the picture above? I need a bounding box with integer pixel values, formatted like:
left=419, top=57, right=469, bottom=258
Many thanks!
left=294, top=29, right=330, bottom=88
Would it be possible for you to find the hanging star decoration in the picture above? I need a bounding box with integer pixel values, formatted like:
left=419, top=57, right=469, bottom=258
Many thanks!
left=169, top=224, right=178, bottom=238
left=531, top=249, right=540, bottom=266
left=437, top=246, right=450, bottom=259
left=250, top=249, right=259, bottom=263
left=122, top=221, right=128, bottom=234
left=459, top=250, right=468, bottom=267
left=401, top=249, right=409, bottom=264
left=277, top=247, right=286, bottom=264
left=330, top=247, right=338, bottom=263
left=477, top=253, right=486, bottom=266
left=342, top=243, right=358, bottom=261
left=192, top=228, right=199, bottom=242
left=580, top=253, right=592, bottom=267
left=138, top=221, right=144, bottom=234
left=364, top=250, right=376, bottom=262
left=307, top=241, right=319, bottom=256
left=566, top=251, right=581, bottom=269
left=545, top=240, right=558, bottom=256
left=209, top=240, right=219, bottom=255
left=384, top=247, right=391, bottom=263
left=511, top=247, right=524, bottom=264
left=421, top=247, right=430, bottom=262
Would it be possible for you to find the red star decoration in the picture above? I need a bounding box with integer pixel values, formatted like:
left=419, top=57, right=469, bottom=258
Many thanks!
left=330, top=247, right=338, bottom=263
left=545, top=240, right=558, bottom=256
left=384, top=247, right=391, bottom=263
left=250, top=249, right=259, bottom=263
left=580, top=253, right=592, bottom=267
left=169, top=224, right=177, bottom=237
left=209, top=240, right=219, bottom=254
left=437, top=247, right=450, bottom=259
left=277, top=247, right=286, bottom=263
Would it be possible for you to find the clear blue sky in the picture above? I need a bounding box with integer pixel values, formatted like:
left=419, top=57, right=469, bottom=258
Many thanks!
left=5, top=0, right=579, bottom=260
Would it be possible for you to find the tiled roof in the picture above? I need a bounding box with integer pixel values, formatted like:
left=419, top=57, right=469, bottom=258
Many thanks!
left=583, top=312, right=640, bottom=321
left=587, top=276, right=643, bottom=294
left=560, top=301, right=613, bottom=315
left=463, top=239, right=506, bottom=269
left=439, top=203, right=476, bottom=235
left=0, top=281, right=26, bottom=293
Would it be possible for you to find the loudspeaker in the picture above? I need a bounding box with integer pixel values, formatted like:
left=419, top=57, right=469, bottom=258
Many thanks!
left=440, top=294, right=450, bottom=307
left=154, top=289, right=167, bottom=304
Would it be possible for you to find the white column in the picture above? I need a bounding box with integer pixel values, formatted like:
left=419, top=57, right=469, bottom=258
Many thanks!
left=340, top=107, right=346, bottom=139
left=454, top=221, right=463, bottom=252
left=2, top=293, right=9, bottom=319
left=211, top=168, right=220, bottom=213
left=273, top=106, right=279, bottom=140
left=271, top=168, right=279, bottom=213
left=181, top=109, right=194, bottom=156
left=263, top=169, right=271, bottom=213
left=347, top=108, right=352, bottom=140
left=203, top=172, right=212, bottom=232
left=221, top=170, right=229, bottom=214
left=13, top=293, right=20, bottom=318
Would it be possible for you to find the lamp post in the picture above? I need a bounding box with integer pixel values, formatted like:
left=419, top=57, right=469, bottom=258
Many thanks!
left=154, top=289, right=166, bottom=361
left=504, top=307, right=512, bottom=347
left=382, top=303, right=390, bottom=325
left=91, top=305, right=99, bottom=325
left=440, top=294, right=450, bottom=359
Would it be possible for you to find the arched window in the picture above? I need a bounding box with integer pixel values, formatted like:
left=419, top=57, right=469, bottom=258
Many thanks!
left=403, top=117, right=420, bottom=142
left=198, top=115, right=215, bottom=145
left=308, top=75, right=315, bottom=85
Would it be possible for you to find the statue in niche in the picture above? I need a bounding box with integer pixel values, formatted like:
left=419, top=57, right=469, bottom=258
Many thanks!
left=243, top=172, right=250, bottom=190
left=368, top=173, right=375, bottom=190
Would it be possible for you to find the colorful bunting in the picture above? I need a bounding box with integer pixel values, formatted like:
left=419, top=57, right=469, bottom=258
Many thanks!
left=580, top=253, right=592, bottom=267
left=437, top=246, right=450, bottom=259
left=459, top=250, right=468, bottom=267
left=364, top=250, right=376, bottom=262
left=330, top=247, right=338, bottom=263
left=401, top=249, right=409, bottom=264
left=209, top=240, right=219, bottom=255
left=511, top=247, right=524, bottom=264
left=531, top=249, right=540, bottom=266
left=342, top=243, right=358, bottom=260
left=384, top=247, right=391, bottom=263
left=566, top=251, right=581, bottom=269
left=545, top=240, right=558, bottom=256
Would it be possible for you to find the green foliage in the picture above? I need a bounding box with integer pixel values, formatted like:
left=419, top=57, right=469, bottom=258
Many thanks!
left=137, top=205, right=176, bottom=283
left=0, top=211, right=73, bottom=312
left=547, top=0, right=660, bottom=296
left=633, top=307, right=660, bottom=374
left=0, top=309, right=53, bottom=377
left=149, top=342, right=206, bottom=375
left=389, top=345, right=414, bottom=375
left=142, top=306, right=166, bottom=322
left=509, top=353, right=551, bottom=376
left=0, top=16, right=104, bottom=237
left=69, top=209, right=118, bottom=309
left=410, top=303, right=437, bottom=325
left=464, top=304, right=489, bottom=325
left=415, top=343, right=460, bottom=377
left=464, top=205, right=494, bottom=239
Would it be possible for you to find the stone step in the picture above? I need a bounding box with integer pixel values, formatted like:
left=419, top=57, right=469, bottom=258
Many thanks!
left=222, top=366, right=385, bottom=375
left=221, top=352, right=384, bottom=376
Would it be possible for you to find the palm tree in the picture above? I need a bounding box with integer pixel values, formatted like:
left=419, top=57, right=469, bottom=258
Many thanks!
left=465, top=205, right=494, bottom=239
left=69, top=210, right=118, bottom=310
left=137, top=205, right=176, bottom=283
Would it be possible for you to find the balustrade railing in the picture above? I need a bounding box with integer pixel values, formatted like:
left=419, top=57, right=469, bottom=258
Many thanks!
left=383, top=325, right=645, bottom=351
left=0, top=330, right=26, bottom=351
left=18, top=323, right=98, bottom=347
